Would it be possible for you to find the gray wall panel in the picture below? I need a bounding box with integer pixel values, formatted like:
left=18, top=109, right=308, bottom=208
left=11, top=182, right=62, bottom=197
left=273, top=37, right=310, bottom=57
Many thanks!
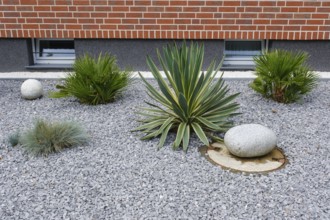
left=75, top=39, right=225, bottom=71
left=2, top=39, right=329, bottom=72
left=270, top=40, right=330, bottom=71
left=0, top=39, right=31, bottom=72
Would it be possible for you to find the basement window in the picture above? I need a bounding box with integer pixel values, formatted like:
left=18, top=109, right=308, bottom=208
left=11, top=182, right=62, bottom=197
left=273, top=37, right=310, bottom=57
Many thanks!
left=31, top=39, right=75, bottom=68
left=222, top=40, right=264, bottom=70
left=225, top=40, right=263, bottom=56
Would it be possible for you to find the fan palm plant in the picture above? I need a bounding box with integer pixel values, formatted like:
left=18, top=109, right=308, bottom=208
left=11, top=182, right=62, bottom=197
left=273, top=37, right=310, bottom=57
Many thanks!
left=250, top=49, right=318, bottom=103
left=134, top=42, right=240, bottom=151
left=50, top=53, right=132, bottom=105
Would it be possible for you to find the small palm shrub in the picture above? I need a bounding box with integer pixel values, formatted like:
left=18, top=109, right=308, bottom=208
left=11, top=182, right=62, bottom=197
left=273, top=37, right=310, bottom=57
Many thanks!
left=50, top=53, right=132, bottom=105
left=250, top=49, right=318, bottom=103
left=134, top=42, right=240, bottom=151
left=20, top=119, right=89, bottom=156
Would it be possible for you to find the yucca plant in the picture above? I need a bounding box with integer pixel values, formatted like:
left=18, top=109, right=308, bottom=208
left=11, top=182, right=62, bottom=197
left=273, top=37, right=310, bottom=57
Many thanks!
left=20, top=119, right=89, bottom=156
left=134, top=42, right=240, bottom=151
left=50, top=53, right=132, bottom=105
left=250, top=49, right=318, bottom=103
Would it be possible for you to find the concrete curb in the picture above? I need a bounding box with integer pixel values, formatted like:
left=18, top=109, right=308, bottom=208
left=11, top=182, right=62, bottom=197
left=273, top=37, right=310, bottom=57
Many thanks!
left=0, top=71, right=329, bottom=80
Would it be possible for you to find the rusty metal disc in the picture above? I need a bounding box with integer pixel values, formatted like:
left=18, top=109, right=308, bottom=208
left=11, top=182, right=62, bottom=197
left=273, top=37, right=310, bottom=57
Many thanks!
left=201, top=142, right=287, bottom=173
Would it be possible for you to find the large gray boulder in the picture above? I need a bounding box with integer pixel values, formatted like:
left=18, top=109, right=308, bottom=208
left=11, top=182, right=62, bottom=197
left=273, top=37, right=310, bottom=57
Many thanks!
left=21, top=79, right=43, bottom=100
left=224, top=124, right=277, bottom=158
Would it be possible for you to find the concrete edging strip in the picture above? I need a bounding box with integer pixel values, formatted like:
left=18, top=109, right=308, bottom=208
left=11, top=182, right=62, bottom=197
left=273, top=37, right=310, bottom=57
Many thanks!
left=0, top=71, right=329, bottom=80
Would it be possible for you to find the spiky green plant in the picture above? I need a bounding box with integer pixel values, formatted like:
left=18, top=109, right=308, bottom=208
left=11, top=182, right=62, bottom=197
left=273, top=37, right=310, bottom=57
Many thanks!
left=50, top=53, right=132, bottom=105
left=134, top=42, right=240, bottom=151
left=20, top=119, right=89, bottom=156
left=250, top=49, right=318, bottom=103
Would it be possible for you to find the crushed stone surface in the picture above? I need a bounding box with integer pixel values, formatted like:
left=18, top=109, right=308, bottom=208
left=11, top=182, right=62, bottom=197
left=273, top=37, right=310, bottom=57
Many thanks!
left=0, top=79, right=329, bottom=219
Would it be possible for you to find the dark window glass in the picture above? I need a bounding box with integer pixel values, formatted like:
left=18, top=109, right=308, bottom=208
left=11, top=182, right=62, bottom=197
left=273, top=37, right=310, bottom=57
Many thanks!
left=225, top=41, right=262, bottom=56
left=225, top=41, right=262, bottom=51
left=38, top=40, right=75, bottom=57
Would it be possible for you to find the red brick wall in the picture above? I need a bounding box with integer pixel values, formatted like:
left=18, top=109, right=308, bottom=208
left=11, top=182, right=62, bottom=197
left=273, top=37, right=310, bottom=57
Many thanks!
left=0, top=0, right=329, bottom=40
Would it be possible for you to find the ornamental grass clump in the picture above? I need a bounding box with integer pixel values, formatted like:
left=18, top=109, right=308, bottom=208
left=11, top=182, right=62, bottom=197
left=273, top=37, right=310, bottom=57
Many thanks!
left=134, top=42, right=240, bottom=151
left=250, top=49, right=318, bottom=103
left=8, top=131, right=20, bottom=147
left=50, top=53, right=132, bottom=105
left=20, top=119, right=89, bottom=156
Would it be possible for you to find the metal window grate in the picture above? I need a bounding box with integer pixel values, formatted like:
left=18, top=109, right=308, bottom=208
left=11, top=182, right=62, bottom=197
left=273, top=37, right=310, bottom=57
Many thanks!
left=32, top=39, right=75, bottom=65
left=222, top=40, right=264, bottom=70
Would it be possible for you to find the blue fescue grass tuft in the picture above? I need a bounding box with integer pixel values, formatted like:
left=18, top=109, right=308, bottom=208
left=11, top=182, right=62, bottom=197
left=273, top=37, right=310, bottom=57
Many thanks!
left=8, top=130, right=20, bottom=147
left=20, top=119, right=89, bottom=156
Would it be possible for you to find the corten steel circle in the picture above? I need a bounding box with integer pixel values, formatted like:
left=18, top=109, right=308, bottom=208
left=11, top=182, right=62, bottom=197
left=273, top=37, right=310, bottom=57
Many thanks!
left=201, top=143, right=287, bottom=174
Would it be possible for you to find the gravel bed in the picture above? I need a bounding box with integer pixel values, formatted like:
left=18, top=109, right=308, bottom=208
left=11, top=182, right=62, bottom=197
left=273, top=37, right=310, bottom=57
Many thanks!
left=0, top=79, right=329, bottom=220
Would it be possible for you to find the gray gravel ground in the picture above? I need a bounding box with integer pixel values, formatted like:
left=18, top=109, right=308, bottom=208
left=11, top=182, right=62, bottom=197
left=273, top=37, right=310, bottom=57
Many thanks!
left=0, top=79, right=329, bottom=220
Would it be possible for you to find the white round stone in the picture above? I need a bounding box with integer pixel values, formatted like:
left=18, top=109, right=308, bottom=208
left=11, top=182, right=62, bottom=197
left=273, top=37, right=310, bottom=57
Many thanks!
left=21, top=79, right=43, bottom=100
left=224, top=124, right=277, bottom=158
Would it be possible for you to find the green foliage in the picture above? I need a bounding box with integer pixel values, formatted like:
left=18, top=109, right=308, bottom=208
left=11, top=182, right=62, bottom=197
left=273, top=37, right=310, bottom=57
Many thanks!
left=8, top=131, right=20, bottom=147
left=250, top=49, right=318, bottom=103
left=134, top=42, right=240, bottom=151
left=20, top=119, right=89, bottom=156
left=50, top=53, right=132, bottom=105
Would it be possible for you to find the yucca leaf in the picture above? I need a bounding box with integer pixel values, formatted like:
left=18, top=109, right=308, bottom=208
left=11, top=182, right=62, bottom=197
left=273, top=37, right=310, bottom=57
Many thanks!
left=173, top=122, right=186, bottom=149
left=205, top=112, right=241, bottom=122
left=157, top=78, right=178, bottom=105
left=140, top=119, right=172, bottom=139
left=171, top=101, right=187, bottom=121
left=188, top=73, right=205, bottom=109
left=197, top=117, right=220, bottom=131
left=139, top=117, right=175, bottom=139
left=209, top=134, right=224, bottom=143
left=147, top=55, right=179, bottom=106
left=133, top=119, right=165, bottom=132
left=178, top=93, right=188, bottom=116
left=203, top=103, right=240, bottom=117
left=193, top=70, right=217, bottom=104
left=146, top=55, right=163, bottom=80
left=144, top=102, right=168, bottom=113
left=158, top=50, right=179, bottom=94
left=197, top=93, right=240, bottom=116
left=138, top=72, right=171, bottom=107
left=158, top=123, right=172, bottom=150
left=173, top=58, right=184, bottom=94
left=182, top=125, right=190, bottom=152
left=136, top=112, right=164, bottom=118
left=191, top=122, right=209, bottom=146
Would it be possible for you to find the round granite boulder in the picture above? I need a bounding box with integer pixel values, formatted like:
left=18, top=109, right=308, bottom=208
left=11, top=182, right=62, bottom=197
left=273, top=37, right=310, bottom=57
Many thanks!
left=21, top=79, right=43, bottom=100
left=224, top=124, right=277, bottom=158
